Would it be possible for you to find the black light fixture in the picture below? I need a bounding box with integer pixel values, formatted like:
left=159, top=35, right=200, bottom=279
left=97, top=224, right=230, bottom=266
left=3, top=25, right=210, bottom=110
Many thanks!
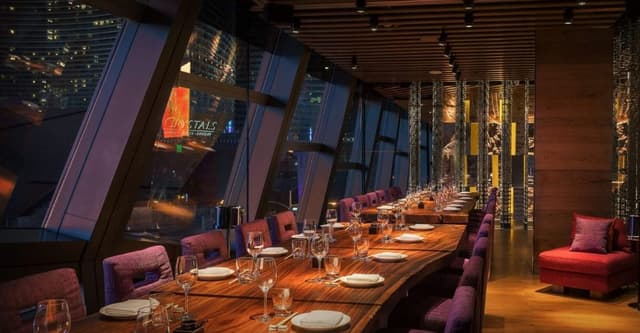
left=351, top=56, right=358, bottom=70
left=444, top=44, right=452, bottom=58
left=464, top=11, right=474, bottom=28
left=577, top=0, right=587, bottom=6
left=452, top=64, right=459, bottom=73
left=563, top=8, right=574, bottom=24
left=455, top=71, right=461, bottom=81
left=356, top=0, right=367, bottom=13
left=369, top=15, right=379, bottom=31
left=438, top=29, right=447, bottom=46
left=448, top=55, right=456, bottom=67
left=291, top=17, right=301, bottom=33
left=463, top=0, right=474, bottom=10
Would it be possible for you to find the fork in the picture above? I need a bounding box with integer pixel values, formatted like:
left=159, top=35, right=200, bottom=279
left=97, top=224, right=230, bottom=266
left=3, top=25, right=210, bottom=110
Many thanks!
left=268, top=312, right=298, bottom=331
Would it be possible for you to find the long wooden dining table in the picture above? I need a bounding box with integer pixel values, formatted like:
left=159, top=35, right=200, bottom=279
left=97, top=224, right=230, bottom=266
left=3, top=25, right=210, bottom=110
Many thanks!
left=73, top=224, right=466, bottom=333
left=361, top=194, right=478, bottom=224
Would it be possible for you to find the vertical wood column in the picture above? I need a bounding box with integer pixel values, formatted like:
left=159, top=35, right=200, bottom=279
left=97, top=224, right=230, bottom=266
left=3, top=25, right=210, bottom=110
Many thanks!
left=455, top=81, right=467, bottom=190
left=409, top=81, right=421, bottom=192
left=431, top=81, right=443, bottom=188
left=534, top=28, right=613, bottom=262
left=478, top=81, right=490, bottom=206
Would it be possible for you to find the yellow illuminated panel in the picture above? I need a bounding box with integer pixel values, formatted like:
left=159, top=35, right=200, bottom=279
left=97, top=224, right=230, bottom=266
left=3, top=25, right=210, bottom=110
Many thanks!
left=464, top=99, right=470, bottom=123
left=470, top=123, right=478, bottom=155
left=491, top=155, right=499, bottom=187
left=511, top=122, right=516, bottom=156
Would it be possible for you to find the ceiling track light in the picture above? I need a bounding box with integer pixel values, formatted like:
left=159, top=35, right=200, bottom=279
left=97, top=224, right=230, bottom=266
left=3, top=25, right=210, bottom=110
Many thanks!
left=563, top=8, right=574, bottom=25
left=463, top=0, right=474, bottom=10
left=452, top=64, right=459, bottom=73
left=448, top=55, right=456, bottom=67
left=444, top=44, right=452, bottom=58
left=577, top=0, right=587, bottom=6
left=455, top=71, right=461, bottom=81
left=291, top=17, right=301, bottom=33
left=356, top=0, right=367, bottom=14
left=464, top=11, right=474, bottom=28
left=438, top=29, right=447, bottom=46
left=351, top=56, right=358, bottom=70
left=369, top=15, right=379, bottom=31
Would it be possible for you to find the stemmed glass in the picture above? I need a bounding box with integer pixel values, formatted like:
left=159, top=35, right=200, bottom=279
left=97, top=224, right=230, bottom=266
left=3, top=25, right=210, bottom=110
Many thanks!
left=250, top=257, right=277, bottom=322
left=175, top=255, right=198, bottom=320
left=348, top=219, right=363, bottom=259
left=302, top=219, right=317, bottom=258
left=246, top=231, right=264, bottom=260
left=378, top=210, right=392, bottom=243
left=307, top=234, right=329, bottom=283
left=351, top=202, right=362, bottom=221
left=33, top=299, right=70, bottom=333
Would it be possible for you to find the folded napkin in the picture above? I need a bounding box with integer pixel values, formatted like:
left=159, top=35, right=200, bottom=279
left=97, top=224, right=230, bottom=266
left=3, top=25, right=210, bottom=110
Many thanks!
left=345, top=274, right=381, bottom=282
left=300, top=310, right=344, bottom=328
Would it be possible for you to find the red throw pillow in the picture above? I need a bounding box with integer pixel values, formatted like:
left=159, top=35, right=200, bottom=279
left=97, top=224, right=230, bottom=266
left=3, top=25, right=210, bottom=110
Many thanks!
left=571, top=213, right=616, bottom=252
left=570, top=218, right=611, bottom=254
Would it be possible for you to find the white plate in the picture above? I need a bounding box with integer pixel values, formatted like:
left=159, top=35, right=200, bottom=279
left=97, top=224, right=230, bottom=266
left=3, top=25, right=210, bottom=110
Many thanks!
left=198, top=266, right=235, bottom=281
left=331, top=222, right=345, bottom=229
left=452, top=199, right=466, bottom=204
left=371, top=252, right=408, bottom=262
left=443, top=207, right=461, bottom=212
left=99, top=299, right=158, bottom=319
left=448, top=203, right=465, bottom=208
left=394, top=234, right=424, bottom=243
left=377, top=205, right=393, bottom=210
left=459, top=191, right=473, bottom=195
left=292, top=233, right=307, bottom=239
left=339, top=274, right=385, bottom=287
left=260, top=247, right=289, bottom=256
left=291, top=310, right=351, bottom=331
left=409, top=224, right=435, bottom=231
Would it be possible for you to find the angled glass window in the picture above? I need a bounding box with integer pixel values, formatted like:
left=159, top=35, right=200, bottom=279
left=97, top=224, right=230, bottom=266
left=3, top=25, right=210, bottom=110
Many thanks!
left=393, top=116, right=409, bottom=188
left=0, top=1, right=121, bottom=228
left=124, top=10, right=268, bottom=241
left=368, top=104, right=400, bottom=191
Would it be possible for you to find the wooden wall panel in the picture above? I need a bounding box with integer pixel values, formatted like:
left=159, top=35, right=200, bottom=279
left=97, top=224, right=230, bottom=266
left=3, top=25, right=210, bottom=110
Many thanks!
left=534, top=28, right=614, bottom=265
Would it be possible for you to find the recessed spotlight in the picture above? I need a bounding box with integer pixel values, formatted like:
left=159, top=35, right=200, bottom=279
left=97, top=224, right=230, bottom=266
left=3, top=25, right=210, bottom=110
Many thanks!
left=369, top=15, right=379, bottom=31
left=356, top=0, right=367, bottom=13
left=291, top=17, right=301, bottom=33
left=438, top=29, right=447, bottom=46
left=577, top=0, right=587, bottom=6
left=463, top=0, right=474, bottom=10
left=563, top=8, right=573, bottom=25
left=464, top=11, right=473, bottom=28
left=448, top=55, right=456, bottom=67
left=444, top=44, right=452, bottom=58
left=351, top=56, right=358, bottom=70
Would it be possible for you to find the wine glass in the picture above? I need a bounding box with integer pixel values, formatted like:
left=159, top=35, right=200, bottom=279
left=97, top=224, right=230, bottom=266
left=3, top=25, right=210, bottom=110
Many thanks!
left=302, top=219, right=317, bottom=258
left=33, top=299, right=70, bottom=333
left=348, top=219, right=362, bottom=259
left=378, top=210, right=392, bottom=243
left=307, top=235, right=329, bottom=283
left=326, top=208, right=338, bottom=225
left=175, top=255, right=198, bottom=320
left=246, top=231, right=264, bottom=260
left=351, top=201, right=362, bottom=220
left=250, top=257, right=277, bottom=322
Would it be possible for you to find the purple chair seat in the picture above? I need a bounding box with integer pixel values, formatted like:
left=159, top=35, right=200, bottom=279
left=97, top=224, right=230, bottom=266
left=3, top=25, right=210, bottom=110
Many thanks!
left=102, top=245, right=173, bottom=305
left=181, top=230, right=229, bottom=268
left=0, top=268, right=86, bottom=333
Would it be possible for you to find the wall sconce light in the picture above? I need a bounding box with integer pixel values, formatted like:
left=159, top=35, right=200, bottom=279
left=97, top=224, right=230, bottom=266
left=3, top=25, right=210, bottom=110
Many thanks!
left=356, top=0, right=367, bottom=13
left=563, top=8, right=574, bottom=25
left=291, top=17, right=301, bottom=33
left=369, top=15, right=379, bottom=31
left=464, top=11, right=474, bottom=28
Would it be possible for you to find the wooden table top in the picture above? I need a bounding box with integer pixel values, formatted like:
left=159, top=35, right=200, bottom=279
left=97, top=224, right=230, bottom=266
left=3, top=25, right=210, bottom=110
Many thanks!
left=73, top=223, right=466, bottom=332
left=361, top=196, right=477, bottom=225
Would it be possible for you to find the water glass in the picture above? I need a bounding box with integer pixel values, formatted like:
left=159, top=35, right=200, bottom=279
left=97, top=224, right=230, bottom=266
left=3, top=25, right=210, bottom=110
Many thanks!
left=321, top=223, right=335, bottom=242
left=135, top=305, right=171, bottom=333
left=235, top=256, right=255, bottom=283
left=355, top=238, right=370, bottom=260
left=246, top=231, right=264, bottom=259
left=324, top=255, right=341, bottom=278
left=33, top=299, right=70, bottom=333
left=351, top=201, right=362, bottom=219
left=291, top=238, right=307, bottom=259
left=271, top=287, right=293, bottom=317
left=148, top=292, right=182, bottom=323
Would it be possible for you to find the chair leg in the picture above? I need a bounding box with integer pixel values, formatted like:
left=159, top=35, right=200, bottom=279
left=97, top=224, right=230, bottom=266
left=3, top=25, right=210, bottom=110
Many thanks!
left=551, top=285, right=565, bottom=294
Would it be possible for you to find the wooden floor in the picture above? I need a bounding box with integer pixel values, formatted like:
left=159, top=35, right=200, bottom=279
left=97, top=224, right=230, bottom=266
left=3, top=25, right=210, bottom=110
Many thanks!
left=483, top=226, right=640, bottom=332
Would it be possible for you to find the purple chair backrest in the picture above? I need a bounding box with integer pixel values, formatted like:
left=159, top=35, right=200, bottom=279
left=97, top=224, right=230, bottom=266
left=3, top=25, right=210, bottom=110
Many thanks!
left=459, top=256, right=484, bottom=289
left=481, top=213, right=493, bottom=225
left=0, top=268, right=86, bottom=333
left=472, top=237, right=488, bottom=259
left=338, top=197, right=355, bottom=221
left=444, top=286, right=476, bottom=333
left=389, top=186, right=404, bottom=200
left=235, top=219, right=272, bottom=256
left=366, top=192, right=379, bottom=207
left=477, top=223, right=491, bottom=238
left=375, top=189, right=387, bottom=204
left=181, top=230, right=229, bottom=269
left=484, top=199, right=497, bottom=215
left=103, top=245, right=173, bottom=305
left=271, top=211, right=298, bottom=243
left=355, top=194, right=371, bottom=208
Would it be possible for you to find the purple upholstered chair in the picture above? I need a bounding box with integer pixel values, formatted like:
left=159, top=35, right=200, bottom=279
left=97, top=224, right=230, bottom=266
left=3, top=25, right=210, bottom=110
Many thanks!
left=442, top=286, right=476, bottom=333
left=355, top=194, right=371, bottom=208
left=103, top=245, right=173, bottom=305
left=338, top=197, right=355, bottom=221
left=234, top=219, right=273, bottom=256
left=366, top=192, right=380, bottom=207
left=0, top=268, right=86, bottom=333
left=271, top=210, right=298, bottom=244
left=389, top=186, right=404, bottom=200
left=181, top=230, right=229, bottom=268
left=376, top=189, right=388, bottom=205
